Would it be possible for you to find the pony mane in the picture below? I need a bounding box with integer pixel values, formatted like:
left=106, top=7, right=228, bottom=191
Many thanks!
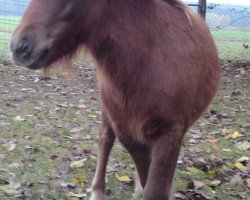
left=163, top=0, right=182, bottom=8
left=162, top=0, right=192, bottom=25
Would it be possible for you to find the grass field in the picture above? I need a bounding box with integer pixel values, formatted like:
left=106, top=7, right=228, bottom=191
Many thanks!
left=211, top=29, right=250, bottom=61
left=0, top=17, right=20, bottom=30
left=0, top=58, right=249, bottom=199
left=0, top=17, right=20, bottom=56
left=211, top=29, right=250, bottom=39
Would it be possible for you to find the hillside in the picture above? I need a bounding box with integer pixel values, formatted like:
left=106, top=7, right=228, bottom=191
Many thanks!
left=188, top=3, right=250, bottom=28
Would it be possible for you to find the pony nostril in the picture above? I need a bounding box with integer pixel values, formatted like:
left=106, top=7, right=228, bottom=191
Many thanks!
left=16, top=37, right=33, bottom=58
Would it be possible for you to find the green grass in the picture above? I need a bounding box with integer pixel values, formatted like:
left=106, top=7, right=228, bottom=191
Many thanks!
left=215, top=40, right=250, bottom=61
left=0, top=16, right=20, bottom=30
left=0, top=31, right=11, bottom=56
left=211, top=29, right=250, bottom=61
left=0, top=56, right=249, bottom=199
left=0, top=17, right=20, bottom=57
left=211, top=29, right=250, bottom=39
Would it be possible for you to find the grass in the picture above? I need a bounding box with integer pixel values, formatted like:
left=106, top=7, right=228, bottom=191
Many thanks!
left=0, top=17, right=20, bottom=57
left=211, top=29, right=250, bottom=61
left=0, top=18, right=249, bottom=199
left=0, top=57, right=249, bottom=199
left=215, top=40, right=250, bottom=61
left=211, top=29, right=250, bottom=39
left=0, top=17, right=20, bottom=30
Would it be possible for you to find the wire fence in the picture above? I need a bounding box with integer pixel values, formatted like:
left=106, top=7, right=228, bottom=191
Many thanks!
left=0, top=1, right=249, bottom=62
left=190, top=3, right=250, bottom=62
left=0, top=0, right=29, bottom=59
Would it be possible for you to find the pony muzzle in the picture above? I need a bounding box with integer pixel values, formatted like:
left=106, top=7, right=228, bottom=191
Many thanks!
left=10, top=35, right=52, bottom=70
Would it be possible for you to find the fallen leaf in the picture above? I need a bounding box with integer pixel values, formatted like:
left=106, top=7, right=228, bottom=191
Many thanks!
left=246, top=178, right=250, bottom=188
left=82, top=134, right=92, bottom=140
left=207, top=170, right=217, bottom=179
left=60, top=182, right=77, bottom=189
left=172, top=193, right=187, bottom=199
left=210, top=180, right=221, bottom=187
left=13, top=116, right=25, bottom=122
left=221, top=129, right=233, bottom=135
left=3, top=142, right=16, bottom=152
left=236, top=142, right=250, bottom=150
left=66, top=192, right=87, bottom=198
left=115, top=173, right=132, bottom=183
left=210, top=140, right=220, bottom=150
left=34, top=77, right=40, bottom=83
left=9, top=163, right=22, bottom=168
left=174, top=190, right=212, bottom=200
left=230, top=174, right=243, bottom=185
left=210, top=130, right=220, bottom=135
left=222, top=148, right=232, bottom=152
left=63, top=136, right=73, bottom=140
left=234, top=162, right=247, bottom=171
left=188, top=181, right=205, bottom=190
left=69, top=127, right=83, bottom=133
left=187, top=166, right=200, bottom=174
left=58, top=160, right=71, bottom=175
left=236, top=156, right=249, bottom=163
left=229, top=131, right=243, bottom=139
left=78, top=104, right=87, bottom=109
left=106, top=163, right=118, bottom=173
left=70, top=158, right=87, bottom=168
left=240, top=67, right=246, bottom=74
left=88, top=114, right=97, bottom=119
left=0, top=183, right=22, bottom=197
left=72, top=177, right=87, bottom=185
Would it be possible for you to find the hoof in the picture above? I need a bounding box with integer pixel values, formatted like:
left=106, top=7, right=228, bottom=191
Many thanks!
left=132, top=173, right=143, bottom=199
left=131, top=193, right=143, bottom=200
left=89, top=189, right=104, bottom=200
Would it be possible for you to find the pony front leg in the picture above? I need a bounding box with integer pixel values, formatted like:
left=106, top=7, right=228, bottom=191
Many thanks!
left=90, top=114, right=116, bottom=200
left=143, top=126, right=184, bottom=200
left=133, top=172, right=144, bottom=199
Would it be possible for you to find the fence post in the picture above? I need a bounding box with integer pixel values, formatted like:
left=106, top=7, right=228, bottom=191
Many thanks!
left=198, top=0, right=207, bottom=20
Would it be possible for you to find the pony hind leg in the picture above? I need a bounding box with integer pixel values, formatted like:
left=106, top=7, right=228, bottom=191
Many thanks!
left=143, top=125, right=184, bottom=200
left=90, top=113, right=116, bottom=200
left=133, top=171, right=144, bottom=199
left=118, top=135, right=151, bottom=199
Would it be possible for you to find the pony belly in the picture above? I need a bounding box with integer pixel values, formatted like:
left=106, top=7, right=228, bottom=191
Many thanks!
left=107, top=110, right=148, bottom=144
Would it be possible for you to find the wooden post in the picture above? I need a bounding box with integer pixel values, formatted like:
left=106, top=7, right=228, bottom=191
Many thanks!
left=198, top=0, right=207, bottom=20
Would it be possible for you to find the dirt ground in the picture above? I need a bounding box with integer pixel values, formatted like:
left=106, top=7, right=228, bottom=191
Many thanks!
left=0, top=58, right=249, bottom=200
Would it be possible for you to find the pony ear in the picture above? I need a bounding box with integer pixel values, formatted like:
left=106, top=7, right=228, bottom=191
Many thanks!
left=60, top=2, right=75, bottom=20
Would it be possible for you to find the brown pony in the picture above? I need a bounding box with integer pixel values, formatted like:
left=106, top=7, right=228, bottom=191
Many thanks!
left=10, top=0, right=220, bottom=199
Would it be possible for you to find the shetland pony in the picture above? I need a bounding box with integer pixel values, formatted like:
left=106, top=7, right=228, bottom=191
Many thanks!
left=10, top=0, right=220, bottom=199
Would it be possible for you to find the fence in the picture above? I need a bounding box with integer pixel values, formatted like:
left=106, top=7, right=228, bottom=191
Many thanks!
left=0, top=1, right=249, bottom=62
left=190, top=3, right=250, bottom=62
left=0, top=0, right=28, bottom=58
